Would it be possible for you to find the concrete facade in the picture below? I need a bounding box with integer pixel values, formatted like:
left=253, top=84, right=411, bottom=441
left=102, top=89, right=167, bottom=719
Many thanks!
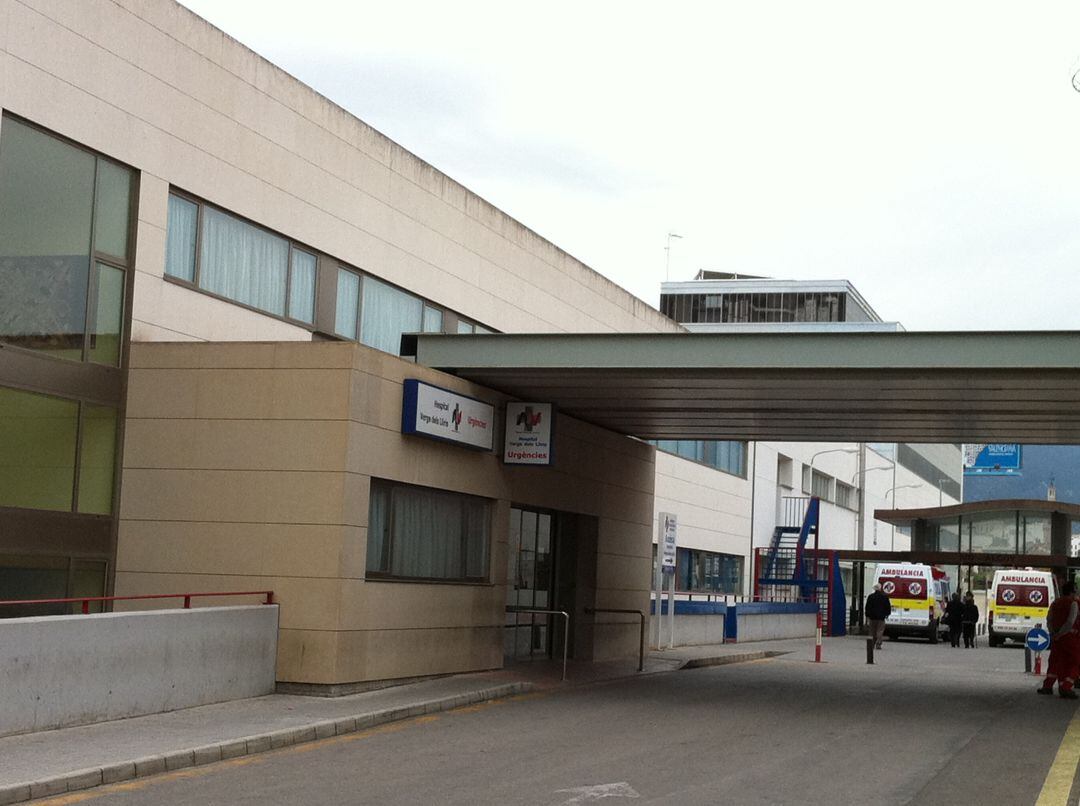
left=0, top=605, right=278, bottom=737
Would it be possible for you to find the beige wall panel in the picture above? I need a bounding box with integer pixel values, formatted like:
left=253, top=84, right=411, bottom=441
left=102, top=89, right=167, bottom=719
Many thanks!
left=190, top=368, right=348, bottom=420
left=588, top=622, right=642, bottom=663
left=126, top=369, right=201, bottom=419
left=341, top=472, right=371, bottom=531
left=123, top=418, right=348, bottom=473
left=116, top=521, right=348, bottom=580
left=119, top=468, right=346, bottom=525
left=590, top=586, right=651, bottom=614
left=133, top=223, right=166, bottom=283
left=129, top=321, right=201, bottom=343
left=113, top=571, right=341, bottom=633
left=276, top=628, right=338, bottom=684
left=597, top=521, right=654, bottom=561
left=595, top=553, right=653, bottom=594
left=339, top=580, right=504, bottom=632
left=336, top=627, right=502, bottom=683
left=131, top=341, right=352, bottom=371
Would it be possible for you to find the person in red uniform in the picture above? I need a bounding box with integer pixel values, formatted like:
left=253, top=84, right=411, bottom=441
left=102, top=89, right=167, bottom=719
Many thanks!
left=1038, top=580, right=1079, bottom=699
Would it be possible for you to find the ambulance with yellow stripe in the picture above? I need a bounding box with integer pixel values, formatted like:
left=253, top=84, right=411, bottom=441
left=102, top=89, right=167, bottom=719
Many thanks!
left=875, top=563, right=950, bottom=643
left=987, top=569, right=1057, bottom=648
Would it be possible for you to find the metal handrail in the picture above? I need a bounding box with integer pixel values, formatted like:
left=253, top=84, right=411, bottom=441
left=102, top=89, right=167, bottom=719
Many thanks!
left=505, top=606, right=570, bottom=681
left=0, top=590, right=275, bottom=615
left=586, top=608, right=646, bottom=672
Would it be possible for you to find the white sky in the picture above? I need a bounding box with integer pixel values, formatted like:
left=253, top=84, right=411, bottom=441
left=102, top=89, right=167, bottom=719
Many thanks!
left=178, top=1, right=1080, bottom=330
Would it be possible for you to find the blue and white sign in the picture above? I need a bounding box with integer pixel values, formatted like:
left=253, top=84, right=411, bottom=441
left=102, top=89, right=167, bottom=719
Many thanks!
left=401, top=379, right=494, bottom=451
left=1026, top=627, right=1051, bottom=653
left=963, top=444, right=1022, bottom=476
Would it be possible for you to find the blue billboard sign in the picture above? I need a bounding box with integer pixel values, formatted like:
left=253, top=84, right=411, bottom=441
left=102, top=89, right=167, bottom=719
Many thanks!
left=963, top=444, right=1022, bottom=476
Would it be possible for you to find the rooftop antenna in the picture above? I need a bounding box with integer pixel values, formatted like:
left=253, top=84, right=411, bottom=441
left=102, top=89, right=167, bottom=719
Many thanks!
left=664, top=232, right=683, bottom=282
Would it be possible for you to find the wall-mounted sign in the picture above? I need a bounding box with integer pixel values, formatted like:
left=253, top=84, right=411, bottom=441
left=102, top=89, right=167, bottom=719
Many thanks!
left=659, top=512, right=678, bottom=573
left=963, top=444, right=1022, bottom=476
left=401, top=379, right=494, bottom=451
left=503, top=402, right=554, bottom=465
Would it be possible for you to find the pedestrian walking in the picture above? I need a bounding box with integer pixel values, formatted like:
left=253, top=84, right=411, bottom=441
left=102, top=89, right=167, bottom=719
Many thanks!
left=866, top=583, right=892, bottom=650
left=962, top=592, right=979, bottom=648
left=1038, top=581, right=1080, bottom=699
left=944, top=592, right=964, bottom=648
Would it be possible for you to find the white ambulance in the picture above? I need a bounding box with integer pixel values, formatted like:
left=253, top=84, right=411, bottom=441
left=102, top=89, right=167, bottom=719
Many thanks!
left=987, top=569, right=1057, bottom=648
left=875, top=563, right=949, bottom=643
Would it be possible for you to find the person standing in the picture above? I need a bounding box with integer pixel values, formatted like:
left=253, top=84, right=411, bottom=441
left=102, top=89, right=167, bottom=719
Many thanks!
left=944, top=592, right=964, bottom=648
left=1038, top=581, right=1080, bottom=699
left=866, top=583, right=892, bottom=650
left=962, top=592, right=979, bottom=648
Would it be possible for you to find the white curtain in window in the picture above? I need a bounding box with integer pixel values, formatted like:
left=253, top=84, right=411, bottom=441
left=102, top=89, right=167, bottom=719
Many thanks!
left=335, top=270, right=360, bottom=339
left=390, top=488, right=464, bottom=578
left=366, top=484, right=389, bottom=572
left=360, top=276, right=423, bottom=354
left=288, top=250, right=316, bottom=323
left=199, top=207, right=288, bottom=315
left=165, top=195, right=197, bottom=281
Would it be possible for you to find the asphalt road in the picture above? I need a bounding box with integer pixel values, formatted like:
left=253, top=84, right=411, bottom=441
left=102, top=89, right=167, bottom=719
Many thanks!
left=33, top=639, right=1080, bottom=806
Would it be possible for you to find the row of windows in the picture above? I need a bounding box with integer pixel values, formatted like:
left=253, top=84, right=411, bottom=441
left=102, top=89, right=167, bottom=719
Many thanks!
left=649, top=439, right=748, bottom=478
left=800, top=466, right=858, bottom=511
left=675, top=548, right=743, bottom=595
left=166, top=192, right=494, bottom=355
left=0, top=116, right=132, bottom=367
left=920, top=512, right=1053, bottom=555
left=0, top=386, right=118, bottom=516
left=660, top=292, right=848, bottom=325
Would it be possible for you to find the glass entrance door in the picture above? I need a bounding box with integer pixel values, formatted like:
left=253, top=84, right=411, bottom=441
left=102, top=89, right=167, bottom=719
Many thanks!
left=506, top=507, right=554, bottom=660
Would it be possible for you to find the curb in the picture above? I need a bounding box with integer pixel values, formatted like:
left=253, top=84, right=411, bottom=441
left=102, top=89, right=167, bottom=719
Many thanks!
left=680, top=650, right=789, bottom=670
left=0, top=682, right=532, bottom=805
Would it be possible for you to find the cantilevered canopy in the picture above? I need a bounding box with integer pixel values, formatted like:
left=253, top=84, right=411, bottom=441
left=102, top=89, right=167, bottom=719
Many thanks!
left=402, top=331, right=1080, bottom=443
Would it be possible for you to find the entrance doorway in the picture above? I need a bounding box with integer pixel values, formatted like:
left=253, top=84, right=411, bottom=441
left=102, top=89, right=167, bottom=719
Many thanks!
left=505, top=506, right=581, bottom=663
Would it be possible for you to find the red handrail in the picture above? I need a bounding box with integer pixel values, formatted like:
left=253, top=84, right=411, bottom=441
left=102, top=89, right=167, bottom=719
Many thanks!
left=0, top=590, right=275, bottom=615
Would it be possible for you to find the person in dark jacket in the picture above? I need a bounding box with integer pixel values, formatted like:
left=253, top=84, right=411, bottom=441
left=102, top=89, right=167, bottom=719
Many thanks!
left=962, top=592, right=979, bottom=648
left=866, top=583, right=892, bottom=650
left=944, top=592, right=964, bottom=647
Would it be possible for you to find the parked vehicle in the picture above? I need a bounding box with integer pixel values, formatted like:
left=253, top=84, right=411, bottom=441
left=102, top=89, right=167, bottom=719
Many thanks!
left=876, top=563, right=950, bottom=643
left=987, top=569, right=1057, bottom=648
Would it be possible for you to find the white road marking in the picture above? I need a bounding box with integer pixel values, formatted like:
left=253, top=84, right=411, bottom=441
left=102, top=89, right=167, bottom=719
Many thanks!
left=554, top=782, right=641, bottom=803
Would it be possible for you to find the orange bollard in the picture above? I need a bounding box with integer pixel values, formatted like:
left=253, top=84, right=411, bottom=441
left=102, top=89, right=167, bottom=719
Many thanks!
left=1035, top=652, right=1043, bottom=676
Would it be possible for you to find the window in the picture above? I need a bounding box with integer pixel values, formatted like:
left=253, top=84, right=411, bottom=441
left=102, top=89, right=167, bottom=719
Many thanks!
left=359, top=276, right=423, bottom=354
left=675, top=548, right=743, bottom=595
left=456, top=320, right=475, bottom=334
left=0, top=387, right=118, bottom=515
left=649, top=439, right=747, bottom=478
left=366, top=479, right=490, bottom=582
left=164, top=192, right=317, bottom=325
left=835, top=481, right=855, bottom=510
left=0, top=116, right=132, bottom=364
left=335, top=269, right=360, bottom=339
left=422, top=305, right=443, bottom=333
left=811, top=470, right=832, bottom=501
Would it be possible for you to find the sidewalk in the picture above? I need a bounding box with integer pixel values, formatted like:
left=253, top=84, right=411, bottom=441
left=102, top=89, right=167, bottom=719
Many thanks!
left=0, top=638, right=799, bottom=804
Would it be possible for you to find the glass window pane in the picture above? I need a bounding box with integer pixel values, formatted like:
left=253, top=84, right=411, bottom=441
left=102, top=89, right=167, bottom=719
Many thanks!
left=93, top=160, right=132, bottom=260
left=0, top=555, right=70, bottom=617
left=422, top=305, right=443, bottom=333
left=200, top=206, right=288, bottom=315
left=474, top=324, right=493, bottom=334
left=88, top=263, right=124, bottom=366
left=165, top=194, right=198, bottom=282
left=360, top=277, right=423, bottom=354
left=287, top=249, right=316, bottom=323
left=0, top=387, right=78, bottom=511
left=0, top=117, right=94, bottom=359
left=335, top=269, right=360, bottom=339
left=456, top=320, right=475, bottom=334
left=78, top=404, right=118, bottom=515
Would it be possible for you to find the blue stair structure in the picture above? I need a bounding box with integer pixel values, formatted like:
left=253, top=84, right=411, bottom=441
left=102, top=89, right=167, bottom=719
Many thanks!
left=756, top=497, right=847, bottom=636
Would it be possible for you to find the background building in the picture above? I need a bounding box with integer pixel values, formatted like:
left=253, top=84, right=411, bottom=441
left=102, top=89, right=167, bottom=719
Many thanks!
left=654, top=272, right=963, bottom=602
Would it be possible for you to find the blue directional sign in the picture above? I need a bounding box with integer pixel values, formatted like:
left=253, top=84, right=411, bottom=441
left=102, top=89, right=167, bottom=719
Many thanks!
left=1027, top=627, right=1051, bottom=653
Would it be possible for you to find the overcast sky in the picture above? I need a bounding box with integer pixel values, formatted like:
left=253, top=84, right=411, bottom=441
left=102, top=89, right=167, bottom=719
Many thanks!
left=178, top=1, right=1080, bottom=330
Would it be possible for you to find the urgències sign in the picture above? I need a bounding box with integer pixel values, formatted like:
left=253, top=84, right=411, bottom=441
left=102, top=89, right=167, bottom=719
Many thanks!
left=401, top=379, right=494, bottom=451
left=503, top=402, right=554, bottom=465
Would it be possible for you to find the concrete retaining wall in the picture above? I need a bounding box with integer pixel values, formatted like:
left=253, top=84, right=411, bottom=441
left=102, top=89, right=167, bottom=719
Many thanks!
left=0, top=605, right=278, bottom=737
left=652, top=601, right=817, bottom=645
